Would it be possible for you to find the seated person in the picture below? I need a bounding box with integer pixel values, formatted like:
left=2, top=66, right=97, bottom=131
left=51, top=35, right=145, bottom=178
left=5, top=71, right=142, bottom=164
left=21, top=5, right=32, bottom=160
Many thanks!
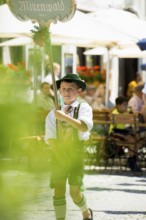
left=108, top=96, right=142, bottom=173
left=109, top=96, right=129, bottom=133
left=84, top=84, right=97, bottom=106
left=92, top=95, right=106, bottom=110
left=128, top=83, right=144, bottom=114
left=126, top=72, right=143, bottom=98
left=139, top=83, right=146, bottom=131
left=141, top=83, right=146, bottom=122
left=35, top=82, right=55, bottom=133
left=93, top=83, right=114, bottom=109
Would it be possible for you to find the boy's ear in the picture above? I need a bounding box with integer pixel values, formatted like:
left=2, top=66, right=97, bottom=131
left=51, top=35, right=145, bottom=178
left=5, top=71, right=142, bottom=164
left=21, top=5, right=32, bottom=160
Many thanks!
left=78, top=88, right=83, bottom=93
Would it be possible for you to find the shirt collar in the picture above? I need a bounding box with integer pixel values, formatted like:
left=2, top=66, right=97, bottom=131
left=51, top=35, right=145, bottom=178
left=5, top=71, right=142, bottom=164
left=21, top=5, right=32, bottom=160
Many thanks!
left=63, top=100, right=79, bottom=108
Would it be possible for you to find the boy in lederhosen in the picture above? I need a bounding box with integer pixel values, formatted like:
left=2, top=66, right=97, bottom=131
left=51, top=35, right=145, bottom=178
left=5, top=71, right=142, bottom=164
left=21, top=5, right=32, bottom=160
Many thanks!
left=45, top=74, right=93, bottom=220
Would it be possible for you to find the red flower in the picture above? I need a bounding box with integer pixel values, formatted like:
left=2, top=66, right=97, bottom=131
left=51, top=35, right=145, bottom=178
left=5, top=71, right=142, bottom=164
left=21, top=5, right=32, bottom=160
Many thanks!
left=7, top=63, right=18, bottom=72
left=77, top=65, right=106, bottom=83
left=93, top=65, right=100, bottom=70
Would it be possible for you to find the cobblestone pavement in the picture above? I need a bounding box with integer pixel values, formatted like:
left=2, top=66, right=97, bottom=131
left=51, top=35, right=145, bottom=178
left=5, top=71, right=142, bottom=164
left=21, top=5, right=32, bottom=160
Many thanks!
left=1, top=169, right=146, bottom=220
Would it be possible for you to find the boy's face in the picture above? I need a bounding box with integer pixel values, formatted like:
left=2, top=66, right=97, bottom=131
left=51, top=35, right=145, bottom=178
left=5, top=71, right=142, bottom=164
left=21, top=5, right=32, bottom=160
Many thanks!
left=59, top=81, right=82, bottom=105
left=117, top=101, right=128, bottom=113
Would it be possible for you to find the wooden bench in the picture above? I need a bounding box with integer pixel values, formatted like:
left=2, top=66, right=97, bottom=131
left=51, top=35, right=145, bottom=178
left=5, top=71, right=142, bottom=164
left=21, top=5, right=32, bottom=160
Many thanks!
left=93, top=109, right=111, bottom=125
left=84, top=109, right=111, bottom=169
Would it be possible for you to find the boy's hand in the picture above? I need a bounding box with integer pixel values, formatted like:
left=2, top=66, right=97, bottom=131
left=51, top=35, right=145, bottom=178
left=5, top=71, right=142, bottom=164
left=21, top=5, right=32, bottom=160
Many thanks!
left=54, top=109, right=88, bottom=132
left=54, top=110, right=67, bottom=121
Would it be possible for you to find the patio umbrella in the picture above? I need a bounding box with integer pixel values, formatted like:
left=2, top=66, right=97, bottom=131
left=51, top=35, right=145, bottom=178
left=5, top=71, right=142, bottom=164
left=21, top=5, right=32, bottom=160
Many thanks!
left=83, top=47, right=107, bottom=56
left=0, top=35, right=98, bottom=48
left=0, top=4, right=34, bottom=38
left=88, top=8, right=146, bottom=40
left=111, top=46, right=146, bottom=58
left=0, top=36, right=33, bottom=47
left=0, top=4, right=136, bottom=47
left=0, top=4, right=93, bottom=47
left=50, top=10, right=137, bottom=48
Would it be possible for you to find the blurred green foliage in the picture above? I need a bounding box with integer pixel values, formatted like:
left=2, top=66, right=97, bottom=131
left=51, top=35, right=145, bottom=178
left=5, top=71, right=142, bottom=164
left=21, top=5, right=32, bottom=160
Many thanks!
left=0, top=80, right=51, bottom=219
left=0, top=0, right=6, bottom=5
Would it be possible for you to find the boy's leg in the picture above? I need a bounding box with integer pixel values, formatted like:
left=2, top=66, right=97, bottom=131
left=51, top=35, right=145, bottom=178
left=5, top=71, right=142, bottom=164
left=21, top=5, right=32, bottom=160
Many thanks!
left=70, top=185, right=93, bottom=219
left=69, top=142, right=93, bottom=219
left=127, top=155, right=142, bottom=173
left=53, top=180, right=67, bottom=220
left=125, top=135, right=142, bottom=173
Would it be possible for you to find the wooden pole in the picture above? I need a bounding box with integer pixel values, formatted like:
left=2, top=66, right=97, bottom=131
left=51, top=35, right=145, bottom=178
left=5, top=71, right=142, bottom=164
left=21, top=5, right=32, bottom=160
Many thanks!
left=43, top=25, right=63, bottom=139
left=45, top=25, right=59, bottom=109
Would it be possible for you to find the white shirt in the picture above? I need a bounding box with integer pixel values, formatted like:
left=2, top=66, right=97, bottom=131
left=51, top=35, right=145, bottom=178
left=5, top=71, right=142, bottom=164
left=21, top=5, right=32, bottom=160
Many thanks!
left=128, top=94, right=144, bottom=113
left=45, top=100, right=93, bottom=143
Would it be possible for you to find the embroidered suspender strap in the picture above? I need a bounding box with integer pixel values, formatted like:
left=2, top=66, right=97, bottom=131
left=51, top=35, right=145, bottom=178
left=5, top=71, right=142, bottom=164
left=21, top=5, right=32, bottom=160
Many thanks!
left=56, top=106, right=61, bottom=140
left=72, top=104, right=81, bottom=140
left=73, top=104, right=80, bottom=119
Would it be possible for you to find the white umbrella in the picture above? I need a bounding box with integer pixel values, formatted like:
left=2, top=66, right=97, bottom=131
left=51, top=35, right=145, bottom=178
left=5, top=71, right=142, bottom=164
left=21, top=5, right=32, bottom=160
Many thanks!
left=88, top=8, right=146, bottom=40
left=111, top=47, right=146, bottom=58
left=50, top=10, right=136, bottom=47
left=0, top=4, right=137, bottom=47
left=0, top=5, right=93, bottom=47
left=84, top=45, right=146, bottom=58
left=0, top=35, right=96, bottom=48
left=83, top=47, right=108, bottom=55
left=0, top=36, right=33, bottom=47
left=0, top=5, right=34, bottom=38
left=77, top=0, right=123, bottom=12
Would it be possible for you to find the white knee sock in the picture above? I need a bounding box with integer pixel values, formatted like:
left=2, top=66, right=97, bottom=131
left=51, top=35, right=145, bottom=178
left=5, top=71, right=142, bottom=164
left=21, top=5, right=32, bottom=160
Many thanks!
left=74, top=194, right=88, bottom=212
left=53, top=196, right=66, bottom=220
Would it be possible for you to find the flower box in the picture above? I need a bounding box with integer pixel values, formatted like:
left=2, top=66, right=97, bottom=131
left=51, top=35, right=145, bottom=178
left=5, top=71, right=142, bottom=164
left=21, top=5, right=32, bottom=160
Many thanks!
left=76, top=65, right=106, bottom=85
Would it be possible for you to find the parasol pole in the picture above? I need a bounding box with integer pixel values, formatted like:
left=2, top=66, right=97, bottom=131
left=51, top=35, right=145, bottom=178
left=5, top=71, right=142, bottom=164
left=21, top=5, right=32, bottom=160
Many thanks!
left=105, top=47, right=110, bottom=108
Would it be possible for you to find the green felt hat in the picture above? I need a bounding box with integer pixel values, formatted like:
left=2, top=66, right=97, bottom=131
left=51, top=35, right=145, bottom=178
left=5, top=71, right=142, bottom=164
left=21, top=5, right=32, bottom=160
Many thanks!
left=56, top=73, right=86, bottom=91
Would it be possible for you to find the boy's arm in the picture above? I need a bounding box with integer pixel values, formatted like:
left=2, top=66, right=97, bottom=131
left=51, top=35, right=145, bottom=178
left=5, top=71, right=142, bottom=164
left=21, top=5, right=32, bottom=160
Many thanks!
left=55, top=110, right=88, bottom=132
